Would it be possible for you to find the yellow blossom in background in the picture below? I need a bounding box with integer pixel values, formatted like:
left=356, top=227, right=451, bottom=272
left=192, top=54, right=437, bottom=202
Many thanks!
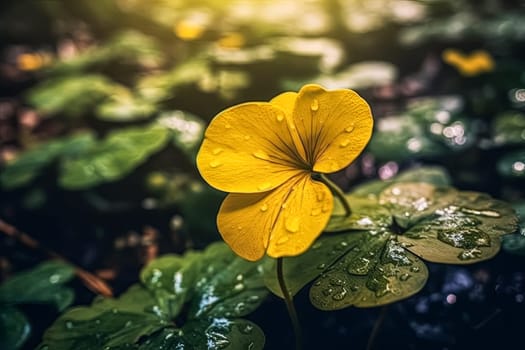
left=173, top=20, right=206, bottom=41
left=17, top=52, right=52, bottom=71
left=197, top=84, right=373, bottom=261
left=442, top=49, right=495, bottom=77
left=217, top=32, right=246, bottom=49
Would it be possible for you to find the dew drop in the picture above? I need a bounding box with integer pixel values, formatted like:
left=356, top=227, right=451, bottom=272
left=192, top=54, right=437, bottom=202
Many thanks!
left=240, top=324, right=254, bottom=334
left=311, top=207, right=322, bottom=216
left=285, top=217, right=300, bottom=233
left=345, top=125, right=355, bottom=133
left=332, top=288, right=348, bottom=301
left=65, top=321, right=74, bottom=329
left=49, top=274, right=60, bottom=284
left=277, top=235, right=290, bottom=245
left=234, top=283, right=245, bottom=291
left=258, top=182, right=272, bottom=191
left=260, top=204, right=269, bottom=212
left=399, top=273, right=411, bottom=281
left=410, top=266, right=420, bottom=273
left=244, top=135, right=251, bottom=140
left=247, top=295, right=260, bottom=303
left=310, top=99, right=319, bottom=111
left=322, top=288, right=334, bottom=296
left=225, top=123, right=232, bottom=129
left=212, top=148, right=223, bottom=155
left=209, top=160, right=222, bottom=168
left=253, top=150, right=270, bottom=160
left=317, top=263, right=327, bottom=269
left=276, top=113, right=285, bottom=122
left=339, top=139, right=351, bottom=148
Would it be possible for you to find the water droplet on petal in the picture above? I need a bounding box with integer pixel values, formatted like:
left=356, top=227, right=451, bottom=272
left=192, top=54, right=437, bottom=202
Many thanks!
left=258, top=182, right=272, bottom=191
left=212, top=148, right=223, bottom=155
left=345, top=125, right=355, bottom=133
left=276, top=113, right=285, bottom=122
left=339, top=139, right=350, bottom=148
left=209, top=160, right=222, bottom=168
left=225, top=123, right=232, bottom=129
left=285, top=217, right=300, bottom=233
left=310, top=99, right=319, bottom=111
left=253, top=150, right=270, bottom=160
left=260, top=203, right=268, bottom=212
left=311, top=208, right=322, bottom=216
left=277, top=235, right=290, bottom=245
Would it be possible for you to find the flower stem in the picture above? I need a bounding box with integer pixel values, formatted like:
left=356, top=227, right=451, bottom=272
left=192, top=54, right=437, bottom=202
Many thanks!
left=366, top=305, right=389, bottom=350
left=276, top=257, right=302, bottom=350
left=319, top=173, right=351, bottom=217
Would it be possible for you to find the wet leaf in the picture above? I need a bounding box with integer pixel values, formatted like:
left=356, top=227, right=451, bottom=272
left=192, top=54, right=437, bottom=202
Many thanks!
left=492, top=111, right=525, bottom=146
left=156, top=110, right=205, bottom=160
left=26, top=75, right=119, bottom=117
left=0, top=260, right=75, bottom=311
left=40, top=243, right=267, bottom=350
left=37, top=285, right=167, bottom=350
left=265, top=232, right=428, bottom=309
left=399, top=191, right=518, bottom=264
left=351, top=166, right=451, bottom=197
left=502, top=202, right=525, bottom=255
left=265, top=172, right=517, bottom=310
left=0, top=306, right=31, bottom=350
left=46, top=30, right=164, bottom=75
left=367, top=96, right=475, bottom=162
left=0, top=133, right=95, bottom=189
left=95, top=90, right=157, bottom=122
left=497, top=148, right=525, bottom=179
left=59, top=125, right=170, bottom=189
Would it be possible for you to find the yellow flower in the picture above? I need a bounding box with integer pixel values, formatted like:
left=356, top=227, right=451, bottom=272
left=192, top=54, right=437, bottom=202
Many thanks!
left=442, top=49, right=495, bottom=77
left=197, top=84, right=373, bottom=261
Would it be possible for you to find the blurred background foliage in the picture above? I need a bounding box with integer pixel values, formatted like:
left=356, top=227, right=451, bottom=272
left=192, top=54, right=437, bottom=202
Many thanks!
left=0, top=0, right=524, bottom=349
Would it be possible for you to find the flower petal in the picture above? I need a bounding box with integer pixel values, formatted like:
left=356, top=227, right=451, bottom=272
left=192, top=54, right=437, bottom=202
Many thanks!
left=217, top=173, right=333, bottom=261
left=197, top=102, right=307, bottom=193
left=292, top=84, right=373, bottom=173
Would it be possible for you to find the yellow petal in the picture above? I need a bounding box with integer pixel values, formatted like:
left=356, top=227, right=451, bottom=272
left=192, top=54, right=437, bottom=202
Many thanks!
left=197, top=102, right=308, bottom=193
left=270, top=91, right=308, bottom=162
left=292, top=84, right=374, bottom=173
left=217, top=173, right=333, bottom=261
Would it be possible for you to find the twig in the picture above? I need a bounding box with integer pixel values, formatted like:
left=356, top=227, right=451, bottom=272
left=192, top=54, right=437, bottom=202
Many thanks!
left=0, top=219, right=113, bottom=297
left=366, top=305, right=389, bottom=350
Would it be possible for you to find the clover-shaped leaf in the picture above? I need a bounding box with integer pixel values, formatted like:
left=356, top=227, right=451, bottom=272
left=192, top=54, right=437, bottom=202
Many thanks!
left=265, top=171, right=518, bottom=310
left=39, top=243, right=267, bottom=350
left=59, top=124, right=170, bottom=189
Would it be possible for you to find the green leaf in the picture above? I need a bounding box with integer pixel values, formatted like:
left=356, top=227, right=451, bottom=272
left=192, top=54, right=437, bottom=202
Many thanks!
left=41, top=243, right=267, bottom=350
left=492, top=111, right=525, bottom=146
left=38, top=285, right=168, bottom=350
left=0, top=306, right=31, bottom=350
left=95, top=90, right=157, bottom=122
left=351, top=166, right=451, bottom=197
left=502, top=202, right=525, bottom=255
left=398, top=190, right=518, bottom=263
left=0, top=260, right=75, bottom=311
left=0, top=133, right=95, bottom=189
left=497, top=148, right=525, bottom=179
left=46, top=30, right=164, bottom=75
left=59, top=125, right=170, bottom=189
left=265, top=174, right=518, bottom=310
left=156, top=110, right=205, bottom=160
left=367, top=96, right=475, bottom=162
left=26, top=75, right=119, bottom=117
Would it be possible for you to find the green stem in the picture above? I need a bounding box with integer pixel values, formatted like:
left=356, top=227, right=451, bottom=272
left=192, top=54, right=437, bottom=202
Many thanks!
left=318, top=173, right=351, bottom=217
left=277, top=258, right=302, bottom=350
left=366, top=305, right=389, bottom=350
